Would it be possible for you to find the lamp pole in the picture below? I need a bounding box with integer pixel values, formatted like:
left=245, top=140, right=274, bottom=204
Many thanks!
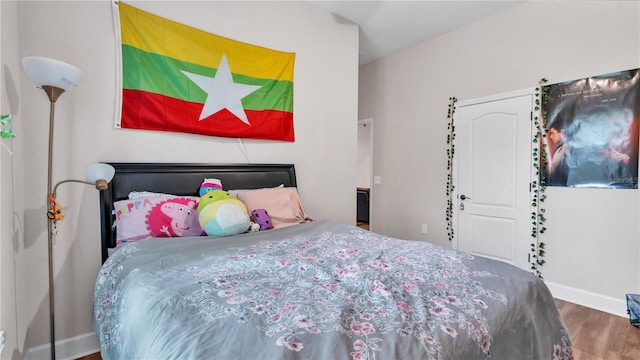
left=43, top=85, right=65, bottom=360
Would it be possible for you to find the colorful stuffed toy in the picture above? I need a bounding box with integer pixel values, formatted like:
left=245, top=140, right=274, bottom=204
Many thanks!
left=197, top=180, right=250, bottom=236
left=47, top=193, right=65, bottom=221
left=251, top=208, right=274, bottom=231
left=199, top=178, right=223, bottom=196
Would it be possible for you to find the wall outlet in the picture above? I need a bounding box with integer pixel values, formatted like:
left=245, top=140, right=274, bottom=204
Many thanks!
left=373, top=175, right=381, bottom=184
left=421, top=224, right=428, bottom=234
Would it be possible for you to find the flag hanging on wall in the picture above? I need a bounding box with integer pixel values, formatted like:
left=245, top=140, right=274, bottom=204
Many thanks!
left=116, top=2, right=295, bottom=141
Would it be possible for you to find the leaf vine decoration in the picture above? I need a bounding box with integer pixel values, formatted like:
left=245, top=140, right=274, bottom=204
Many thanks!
left=530, top=78, right=548, bottom=278
left=1, top=114, right=15, bottom=138
left=445, top=96, right=458, bottom=242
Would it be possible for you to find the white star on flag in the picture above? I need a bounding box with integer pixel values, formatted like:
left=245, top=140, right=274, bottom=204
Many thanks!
left=181, top=54, right=261, bottom=125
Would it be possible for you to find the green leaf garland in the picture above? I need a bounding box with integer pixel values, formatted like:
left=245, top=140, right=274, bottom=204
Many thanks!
left=445, top=97, right=457, bottom=242
left=530, top=78, right=549, bottom=278
left=0, top=114, right=15, bottom=138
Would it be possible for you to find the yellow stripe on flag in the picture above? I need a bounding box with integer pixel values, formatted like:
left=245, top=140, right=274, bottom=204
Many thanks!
left=119, top=2, right=294, bottom=82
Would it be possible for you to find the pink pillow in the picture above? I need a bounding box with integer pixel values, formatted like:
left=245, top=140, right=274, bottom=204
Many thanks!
left=114, top=196, right=204, bottom=244
left=236, top=188, right=311, bottom=229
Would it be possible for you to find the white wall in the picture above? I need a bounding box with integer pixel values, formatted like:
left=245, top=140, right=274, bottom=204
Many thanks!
left=359, top=1, right=640, bottom=315
left=1, top=1, right=26, bottom=358
left=15, top=0, right=358, bottom=353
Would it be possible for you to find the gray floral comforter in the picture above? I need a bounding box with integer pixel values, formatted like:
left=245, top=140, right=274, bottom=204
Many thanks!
left=94, top=220, right=572, bottom=360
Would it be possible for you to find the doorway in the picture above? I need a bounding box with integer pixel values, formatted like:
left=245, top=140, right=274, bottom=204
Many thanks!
left=454, top=91, right=534, bottom=271
left=357, top=118, right=373, bottom=230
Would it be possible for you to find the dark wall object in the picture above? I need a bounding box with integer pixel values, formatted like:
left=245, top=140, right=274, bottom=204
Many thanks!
left=357, top=187, right=370, bottom=223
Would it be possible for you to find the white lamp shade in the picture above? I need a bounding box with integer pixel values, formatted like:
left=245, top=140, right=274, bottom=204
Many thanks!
left=22, top=56, right=83, bottom=90
left=86, top=163, right=115, bottom=183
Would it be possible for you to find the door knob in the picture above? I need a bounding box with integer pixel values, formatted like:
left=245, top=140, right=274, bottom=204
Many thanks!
left=460, top=194, right=471, bottom=200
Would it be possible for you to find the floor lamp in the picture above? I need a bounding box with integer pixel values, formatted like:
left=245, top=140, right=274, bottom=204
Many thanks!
left=22, top=56, right=115, bottom=360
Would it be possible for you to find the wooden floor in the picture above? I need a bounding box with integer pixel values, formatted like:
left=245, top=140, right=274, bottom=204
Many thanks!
left=77, top=352, right=101, bottom=360
left=556, top=299, right=640, bottom=360
left=77, top=301, right=639, bottom=360
left=356, top=221, right=370, bottom=230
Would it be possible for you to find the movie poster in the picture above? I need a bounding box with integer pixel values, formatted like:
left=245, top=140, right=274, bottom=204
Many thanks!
left=541, top=69, right=640, bottom=188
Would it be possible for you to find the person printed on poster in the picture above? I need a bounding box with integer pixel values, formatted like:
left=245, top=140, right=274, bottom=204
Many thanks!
left=547, top=119, right=572, bottom=186
left=541, top=69, right=639, bottom=189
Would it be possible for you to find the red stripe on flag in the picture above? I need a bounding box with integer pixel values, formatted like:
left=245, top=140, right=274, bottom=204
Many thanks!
left=120, top=90, right=294, bottom=141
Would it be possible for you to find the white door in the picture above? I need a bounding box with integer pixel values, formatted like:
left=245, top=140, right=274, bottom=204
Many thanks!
left=455, top=92, right=533, bottom=271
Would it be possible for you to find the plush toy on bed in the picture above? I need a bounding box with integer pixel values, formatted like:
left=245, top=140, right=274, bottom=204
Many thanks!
left=199, top=178, right=223, bottom=196
left=251, top=208, right=274, bottom=231
left=197, top=179, right=251, bottom=236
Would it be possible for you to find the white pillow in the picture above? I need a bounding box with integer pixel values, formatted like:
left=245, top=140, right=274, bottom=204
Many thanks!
left=128, top=191, right=173, bottom=199
left=228, top=184, right=285, bottom=195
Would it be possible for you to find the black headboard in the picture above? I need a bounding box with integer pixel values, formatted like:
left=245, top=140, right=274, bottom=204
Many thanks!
left=99, top=163, right=296, bottom=263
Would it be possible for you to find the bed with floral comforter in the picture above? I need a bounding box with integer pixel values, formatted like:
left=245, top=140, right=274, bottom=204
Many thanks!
left=94, top=220, right=572, bottom=359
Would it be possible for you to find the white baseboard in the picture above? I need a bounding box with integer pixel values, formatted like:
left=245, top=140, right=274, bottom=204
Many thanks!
left=27, top=332, right=99, bottom=360
left=545, top=281, right=628, bottom=318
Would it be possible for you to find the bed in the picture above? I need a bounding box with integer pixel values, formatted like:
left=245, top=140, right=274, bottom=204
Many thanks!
left=93, top=163, right=573, bottom=360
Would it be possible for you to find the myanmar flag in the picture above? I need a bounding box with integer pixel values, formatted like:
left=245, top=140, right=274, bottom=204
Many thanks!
left=117, top=2, right=295, bottom=141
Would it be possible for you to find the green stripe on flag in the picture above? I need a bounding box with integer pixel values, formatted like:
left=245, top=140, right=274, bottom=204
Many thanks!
left=122, top=45, right=293, bottom=112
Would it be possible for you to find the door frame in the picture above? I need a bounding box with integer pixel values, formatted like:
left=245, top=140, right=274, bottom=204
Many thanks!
left=451, top=88, right=537, bottom=257
left=358, top=118, right=374, bottom=230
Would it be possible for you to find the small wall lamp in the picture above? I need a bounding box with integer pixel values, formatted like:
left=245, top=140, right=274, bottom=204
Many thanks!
left=49, top=163, right=116, bottom=220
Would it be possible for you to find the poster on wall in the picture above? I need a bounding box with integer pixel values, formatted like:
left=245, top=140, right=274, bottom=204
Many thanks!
left=541, top=68, right=640, bottom=188
left=116, top=2, right=296, bottom=142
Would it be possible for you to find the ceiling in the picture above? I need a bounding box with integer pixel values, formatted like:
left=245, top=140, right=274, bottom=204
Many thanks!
left=309, top=1, right=524, bottom=65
